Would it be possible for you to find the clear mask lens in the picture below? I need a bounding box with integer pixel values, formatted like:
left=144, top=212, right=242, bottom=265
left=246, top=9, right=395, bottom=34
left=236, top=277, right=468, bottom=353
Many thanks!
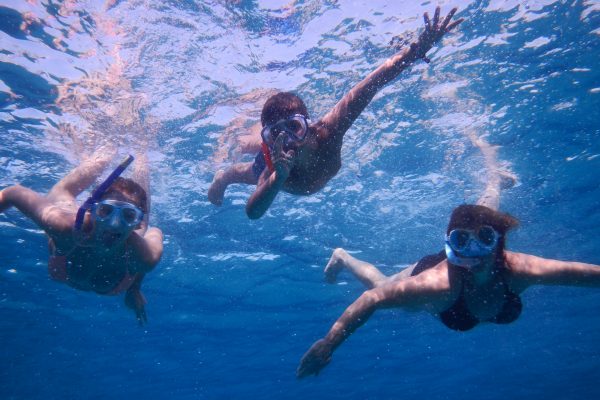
left=446, top=226, right=499, bottom=256
left=93, top=200, right=143, bottom=228
left=261, top=114, right=308, bottom=147
left=477, top=226, right=496, bottom=246
left=96, top=203, right=115, bottom=219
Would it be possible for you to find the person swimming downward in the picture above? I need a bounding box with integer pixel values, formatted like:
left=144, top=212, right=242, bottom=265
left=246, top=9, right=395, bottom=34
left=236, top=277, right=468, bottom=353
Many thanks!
left=208, top=6, right=463, bottom=219
left=0, top=148, right=163, bottom=324
left=296, top=131, right=600, bottom=378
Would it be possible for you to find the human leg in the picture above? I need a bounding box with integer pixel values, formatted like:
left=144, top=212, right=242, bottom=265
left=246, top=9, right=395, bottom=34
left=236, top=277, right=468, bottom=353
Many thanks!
left=236, top=122, right=263, bottom=154
left=130, top=153, right=150, bottom=232
left=324, top=248, right=387, bottom=289
left=208, top=161, right=259, bottom=206
left=465, top=128, right=515, bottom=211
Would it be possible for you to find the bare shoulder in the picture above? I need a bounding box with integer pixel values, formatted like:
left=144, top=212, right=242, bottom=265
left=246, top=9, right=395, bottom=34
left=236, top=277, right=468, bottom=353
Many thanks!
left=310, top=120, right=334, bottom=144
left=145, top=226, right=164, bottom=242
left=40, top=204, right=76, bottom=235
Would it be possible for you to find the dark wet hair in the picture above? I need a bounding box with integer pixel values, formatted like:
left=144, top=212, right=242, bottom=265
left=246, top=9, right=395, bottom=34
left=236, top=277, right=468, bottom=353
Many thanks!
left=100, top=177, right=148, bottom=214
left=447, top=204, right=519, bottom=266
left=261, top=92, right=308, bottom=126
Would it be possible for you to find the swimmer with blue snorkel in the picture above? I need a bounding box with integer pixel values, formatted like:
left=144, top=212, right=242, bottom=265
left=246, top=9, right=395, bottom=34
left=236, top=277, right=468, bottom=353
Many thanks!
left=208, top=6, right=463, bottom=219
left=296, top=136, right=600, bottom=378
left=0, top=149, right=163, bottom=324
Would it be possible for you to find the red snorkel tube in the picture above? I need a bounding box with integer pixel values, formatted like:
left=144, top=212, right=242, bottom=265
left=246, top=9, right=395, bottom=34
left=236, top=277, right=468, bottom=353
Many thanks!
left=261, top=142, right=275, bottom=173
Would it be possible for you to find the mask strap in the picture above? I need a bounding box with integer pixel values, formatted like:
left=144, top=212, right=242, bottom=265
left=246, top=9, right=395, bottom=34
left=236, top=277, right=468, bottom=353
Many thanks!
left=261, top=142, right=275, bottom=173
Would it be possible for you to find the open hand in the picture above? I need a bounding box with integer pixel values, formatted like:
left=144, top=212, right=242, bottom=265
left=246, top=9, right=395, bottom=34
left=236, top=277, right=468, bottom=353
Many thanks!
left=412, top=7, right=463, bottom=62
left=296, top=338, right=333, bottom=378
left=125, top=286, right=148, bottom=326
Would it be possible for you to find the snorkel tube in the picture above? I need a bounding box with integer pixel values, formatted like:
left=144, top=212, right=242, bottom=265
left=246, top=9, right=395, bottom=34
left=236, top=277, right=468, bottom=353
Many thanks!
left=260, top=142, right=275, bottom=173
left=74, top=155, right=134, bottom=231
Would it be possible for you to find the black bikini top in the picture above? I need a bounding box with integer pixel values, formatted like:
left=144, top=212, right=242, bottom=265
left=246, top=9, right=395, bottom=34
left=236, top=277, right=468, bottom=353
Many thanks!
left=412, top=251, right=522, bottom=332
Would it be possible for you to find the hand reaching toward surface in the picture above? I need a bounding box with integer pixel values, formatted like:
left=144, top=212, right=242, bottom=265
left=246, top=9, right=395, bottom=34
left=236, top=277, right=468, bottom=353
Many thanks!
left=413, top=7, right=463, bottom=62
left=390, top=7, right=463, bottom=63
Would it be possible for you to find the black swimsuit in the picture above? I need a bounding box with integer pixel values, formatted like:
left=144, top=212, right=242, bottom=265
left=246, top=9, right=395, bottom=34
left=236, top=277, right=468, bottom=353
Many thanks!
left=411, top=251, right=522, bottom=332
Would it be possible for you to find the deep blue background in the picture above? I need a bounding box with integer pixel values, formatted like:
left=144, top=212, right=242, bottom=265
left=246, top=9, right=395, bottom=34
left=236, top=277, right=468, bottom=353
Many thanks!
left=1, top=1, right=599, bottom=399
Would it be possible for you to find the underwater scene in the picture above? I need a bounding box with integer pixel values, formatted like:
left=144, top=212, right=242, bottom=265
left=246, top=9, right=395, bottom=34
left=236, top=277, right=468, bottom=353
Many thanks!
left=1, top=0, right=599, bottom=399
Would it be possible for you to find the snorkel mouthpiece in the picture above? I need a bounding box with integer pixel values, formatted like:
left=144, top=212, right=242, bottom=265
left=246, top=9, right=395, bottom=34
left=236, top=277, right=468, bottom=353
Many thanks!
left=444, top=243, right=482, bottom=269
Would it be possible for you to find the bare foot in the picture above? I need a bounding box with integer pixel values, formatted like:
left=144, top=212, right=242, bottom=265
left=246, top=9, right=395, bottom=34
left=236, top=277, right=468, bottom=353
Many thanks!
left=324, top=248, right=347, bottom=284
left=498, top=169, right=517, bottom=189
left=0, top=188, right=10, bottom=213
left=208, top=170, right=227, bottom=206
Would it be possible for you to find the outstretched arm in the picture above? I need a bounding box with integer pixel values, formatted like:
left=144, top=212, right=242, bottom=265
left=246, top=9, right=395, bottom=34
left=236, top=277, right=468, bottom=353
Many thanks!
left=318, top=7, right=462, bottom=144
left=296, top=266, right=453, bottom=378
left=0, top=185, right=64, bottom=231
left=0, top=147, right=119, bottom=234
left=506, top=251, right=600, bottom=290
left=47, top=146, right=116, bottom=202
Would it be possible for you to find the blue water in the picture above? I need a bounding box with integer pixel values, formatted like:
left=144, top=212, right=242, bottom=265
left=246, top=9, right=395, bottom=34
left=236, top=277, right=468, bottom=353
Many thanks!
left=1, top=1, right=599, bottom=399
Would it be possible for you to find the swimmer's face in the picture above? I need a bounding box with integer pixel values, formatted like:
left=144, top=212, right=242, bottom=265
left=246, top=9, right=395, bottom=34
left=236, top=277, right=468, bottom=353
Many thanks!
left=262, top=113, right=310, bottom=151
left=92, top=196, right=143, bottom=248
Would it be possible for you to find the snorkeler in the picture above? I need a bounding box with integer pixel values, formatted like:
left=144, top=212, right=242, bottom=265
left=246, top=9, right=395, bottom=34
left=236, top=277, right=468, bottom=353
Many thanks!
left=0, top=149, right=163, bottom=324
left=208, top=7, right=463, bottom=219
left=295, top=136, right=600, bottom=378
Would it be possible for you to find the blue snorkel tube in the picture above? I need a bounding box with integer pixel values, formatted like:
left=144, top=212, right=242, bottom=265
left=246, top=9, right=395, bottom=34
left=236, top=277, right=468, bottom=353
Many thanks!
left=74, top=155, right=134, bottom=231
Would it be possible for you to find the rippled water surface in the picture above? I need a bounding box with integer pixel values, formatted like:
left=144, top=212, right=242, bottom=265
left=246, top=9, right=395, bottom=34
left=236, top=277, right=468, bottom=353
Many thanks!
left=1, top=1, right=599, bottom=399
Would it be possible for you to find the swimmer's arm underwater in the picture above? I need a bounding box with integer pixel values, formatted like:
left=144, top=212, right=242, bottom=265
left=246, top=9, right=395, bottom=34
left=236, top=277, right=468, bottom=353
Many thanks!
left=48, top=149, right=115, bottom=201
left=296, top=268, right=452, bottom=378
left=127, top=226, right=164, bottom=273
left=0, top=185, right=69, bottom=234
left=246, top=134, right=294, bottom=219
left=0, top=148, right=118, bottom=230
left=505, top=251, right=600, bottom=289
left=318, top=7, right=463, bottom=144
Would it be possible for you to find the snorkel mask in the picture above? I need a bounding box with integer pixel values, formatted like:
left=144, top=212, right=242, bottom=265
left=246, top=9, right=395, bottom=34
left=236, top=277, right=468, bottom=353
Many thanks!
left=260, top=114, right=310, bottom=173
left=444, top=226, right=499, bottom=269
left=92, top=199, right=143, bottom=228
left=90, top=199, right=144, bottom=246
left=74, top=155, right=142, bottom=246
left=260, top=114, right=310, bottom=148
